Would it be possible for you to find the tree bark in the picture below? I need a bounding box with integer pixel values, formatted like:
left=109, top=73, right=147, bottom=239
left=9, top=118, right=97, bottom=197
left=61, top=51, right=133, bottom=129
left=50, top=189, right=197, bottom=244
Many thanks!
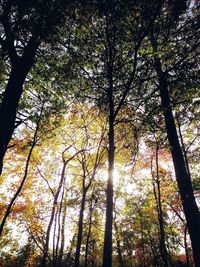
left=84, top=196, right=94, bottom=267
left=151, top=38, right=200, bottom=266
left=152, top=145, right=169, bottom=267
left=74, top=190, right=86, bottom=267
left=114, top=221, right=125, bottom=267
left=103, top=108, right=114, bottom=267
left=57, top=194, right=68, bottom=267
left=0, top=65, right=25, bottom=174
left=0, top=40, right=39, bottom=174
left=53, top=206, right=59, bottom=266
left=41, top=161, right=67, bottom=267
left=102, top=23, right=115, bottom=263
left=41, top=148, right=80, bottom=267
left=53, top=185, right=65, bottom=267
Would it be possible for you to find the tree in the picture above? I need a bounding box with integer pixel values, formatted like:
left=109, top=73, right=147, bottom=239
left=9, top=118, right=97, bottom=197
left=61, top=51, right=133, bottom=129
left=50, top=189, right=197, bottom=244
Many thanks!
left=41, top=146, right=81, bottom=267
left=151, top=144, right=169, bottom=267
left=65, top=2, right=151, bottom=265
left=74, top=132, right=106, bottom=267
left=0, top=0, right=74, bottom=174
left=0, top=102, right=44, bottom=236
left=147, top=1, right=200, bottom=264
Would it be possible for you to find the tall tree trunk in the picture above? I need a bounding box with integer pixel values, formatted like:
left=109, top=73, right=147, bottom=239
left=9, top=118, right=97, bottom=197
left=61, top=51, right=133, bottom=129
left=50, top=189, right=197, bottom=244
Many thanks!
left=152, top=145, right=169, bottom=267
left=57, top=194, right=68, bottom=267
left=41, top=161, right=67, bottom=267
left=74, top=190, right=86, bottom=267
left=102, top=14, right=116, bottom=265
left=84, top=196, right=94, bottom=267
left=54, top=186, right=65, bottom=267
left=41, top=149, right=79, bottom=267
left=151, top=37, right=200, bottom=266
left=0, top=42, right=39, bottom=174
left=53, top=206, right=59, bottom=266
left=114, top=221, right=125, bottom=267
left=74, top=140, right=101, bottom=267
left=103, top=111, right=114, bottom=267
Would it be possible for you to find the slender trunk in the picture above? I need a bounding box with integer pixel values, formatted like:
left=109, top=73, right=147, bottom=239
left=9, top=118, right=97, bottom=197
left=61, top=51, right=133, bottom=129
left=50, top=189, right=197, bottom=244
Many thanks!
left=151, top=37, right=200, bottom=266
left=84, top=197, right=94, bottom=267
left=153, top=145, right=169, bottom=267
left=0, top=107, right=42, bottom=236
left=0, top=140, right=35, bottom=236
left=54, top=187, right=65, bottom=267
left=74, top=190, right=86, bottom=267
left=103, top=113, right=114, bottom=267
left=166, top=202, right=190, bottom=266
left=103, top=17, right=115, bottom=266
left=0, top=42, right=39, bottom=174
left=74, top=145, right=99, bottom=267
left=53, top=207, right=59, bottom=266
left=57, top=194, right=68, bottom=267
left=114, top=222, right=125, bottom=267
left=41, top=162, right=67, bottom=267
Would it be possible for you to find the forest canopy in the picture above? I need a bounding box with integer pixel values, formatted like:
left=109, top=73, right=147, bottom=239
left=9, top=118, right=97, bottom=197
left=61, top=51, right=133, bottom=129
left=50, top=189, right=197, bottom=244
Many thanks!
left=0, top=0, right=199, bottom=267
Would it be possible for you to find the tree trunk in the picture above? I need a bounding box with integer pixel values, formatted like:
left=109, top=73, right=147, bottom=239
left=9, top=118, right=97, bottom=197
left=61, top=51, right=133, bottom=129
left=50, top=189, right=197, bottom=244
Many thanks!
left=57, top=194, right=68, bottom=267
left=152, top=145, right=169, bottom=267
left=102, top=16, right=116, bottom=265
left=53, top=186, right=65, bottom=267
left=84, top=196, right=94, bottom=267
left=41, top=161, right=67, bottom=267
left=152, top=41, right=200, bottom=266
left=0, top=66, right=26, bottom=174
left=53, top=206, right=59, bottom=266
left=0, top=42, right=39, bottom=174
left=0, top=107, right=42, bottom=236
left=74, top=190, right=86, bottom=267
left=103, top=111, right=114, bottom=267
left=0, top=139, right=35, bottom=236
left=114, top=221, right=125, bottom=267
